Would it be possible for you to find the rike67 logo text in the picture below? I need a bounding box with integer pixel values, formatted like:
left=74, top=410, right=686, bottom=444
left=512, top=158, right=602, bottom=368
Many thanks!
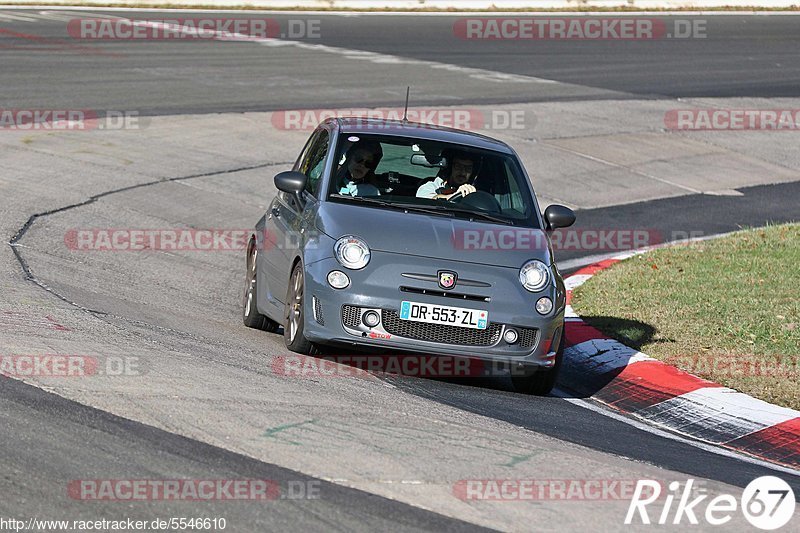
left=625, top=477, right=795, bottom=530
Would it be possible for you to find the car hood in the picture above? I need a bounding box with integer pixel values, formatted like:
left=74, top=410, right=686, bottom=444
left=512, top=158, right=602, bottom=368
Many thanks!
left=315, top=201, right=552, bottom=268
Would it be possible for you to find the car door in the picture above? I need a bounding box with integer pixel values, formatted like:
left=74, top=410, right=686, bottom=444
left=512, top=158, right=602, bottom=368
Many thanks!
left=262, top=128, right=330, bottom=305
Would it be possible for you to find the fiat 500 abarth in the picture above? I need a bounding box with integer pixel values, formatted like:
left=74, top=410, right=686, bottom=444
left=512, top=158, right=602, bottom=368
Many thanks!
left=243, top=118, right=576, bottom=394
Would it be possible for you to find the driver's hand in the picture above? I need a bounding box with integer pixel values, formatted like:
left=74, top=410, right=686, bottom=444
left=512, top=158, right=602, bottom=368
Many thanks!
left=447, top=184, right=476, bottom=199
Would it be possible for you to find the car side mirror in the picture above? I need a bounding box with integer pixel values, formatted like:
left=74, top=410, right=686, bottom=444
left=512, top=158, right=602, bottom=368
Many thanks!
left=543, top=204, right=576, bottom=231
left=274, top=171, right=308, bottom=207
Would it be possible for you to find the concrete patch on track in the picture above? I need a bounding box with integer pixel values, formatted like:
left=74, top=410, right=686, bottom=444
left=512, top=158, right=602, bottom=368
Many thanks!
left=2, top=105, right=797, bottom=529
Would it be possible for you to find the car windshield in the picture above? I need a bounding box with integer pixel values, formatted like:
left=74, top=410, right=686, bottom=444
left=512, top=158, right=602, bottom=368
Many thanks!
left=327, top=133, right=539, bottom=228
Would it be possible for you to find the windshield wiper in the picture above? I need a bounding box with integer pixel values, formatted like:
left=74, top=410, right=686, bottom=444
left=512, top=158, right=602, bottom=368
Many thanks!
left=329, top=195, right=456, bottom=218
left=422, top=205, right=515, bottom=226
left=330, top=195, right=514, bottom=225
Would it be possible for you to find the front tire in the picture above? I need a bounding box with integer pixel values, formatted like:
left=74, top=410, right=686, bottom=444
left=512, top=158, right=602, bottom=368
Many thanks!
left=243, top=243, right=279, bottom=332
left=284, top=262, right=314, bottom=354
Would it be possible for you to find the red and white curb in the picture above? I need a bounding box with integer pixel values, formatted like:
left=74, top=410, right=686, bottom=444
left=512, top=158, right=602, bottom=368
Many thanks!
left=563, top=254, right=800, bottom=471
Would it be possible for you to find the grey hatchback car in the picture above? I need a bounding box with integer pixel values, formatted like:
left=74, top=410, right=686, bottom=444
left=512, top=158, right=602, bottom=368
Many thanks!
left=243, top=118, right=576, bottom=394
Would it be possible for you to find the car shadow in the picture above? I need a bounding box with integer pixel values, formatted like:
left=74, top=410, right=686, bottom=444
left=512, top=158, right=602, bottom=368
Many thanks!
left=573, top=315, right=668, bottom=352
left=301, top=315, right=664, bottom=398
left=559, top=315, right=668, bottom=399
left=308, top=343, right=519, bottom=392
left=429, top=315, right=665, bottom=397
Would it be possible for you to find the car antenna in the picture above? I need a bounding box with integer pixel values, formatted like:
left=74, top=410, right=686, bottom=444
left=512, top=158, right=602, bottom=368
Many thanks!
left=402, top=86, right=410, bottom=123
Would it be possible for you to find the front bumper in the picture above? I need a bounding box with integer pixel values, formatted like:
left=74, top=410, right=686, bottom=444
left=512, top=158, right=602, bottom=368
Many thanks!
left=301, top=255, right=565, bottom=369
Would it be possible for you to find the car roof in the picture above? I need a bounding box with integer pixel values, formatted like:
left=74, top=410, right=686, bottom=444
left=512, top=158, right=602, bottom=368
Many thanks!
left=327, top=117, right=515, bottom=154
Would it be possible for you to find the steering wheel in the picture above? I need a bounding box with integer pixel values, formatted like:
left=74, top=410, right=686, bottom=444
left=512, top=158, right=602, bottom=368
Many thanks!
left=447, top=190, right=503, bottom=214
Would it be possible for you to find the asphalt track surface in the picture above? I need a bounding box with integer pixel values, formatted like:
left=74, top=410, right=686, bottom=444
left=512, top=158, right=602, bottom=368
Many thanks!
left=0, top=376, right=488, bottom=532
left=2, top=9, right=800, bottom=531
left=555, top=179, right=800, bottom=266
left=2, top=11, right=800, bottom=113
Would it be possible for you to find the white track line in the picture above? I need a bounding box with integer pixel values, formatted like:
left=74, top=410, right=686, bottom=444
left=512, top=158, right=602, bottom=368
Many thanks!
left=0, top=10, right=551, bottom=84
left=34, top=10, right=125, bottom=21
left=0, top=11, right=38, bottom=20
left=116, top=17, right=554, bottom=84
left=636, top=387, right=800, bottom=442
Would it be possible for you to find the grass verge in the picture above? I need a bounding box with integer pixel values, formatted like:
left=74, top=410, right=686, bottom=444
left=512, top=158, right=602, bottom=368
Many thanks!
left=571, top=223, right=800, bottom=410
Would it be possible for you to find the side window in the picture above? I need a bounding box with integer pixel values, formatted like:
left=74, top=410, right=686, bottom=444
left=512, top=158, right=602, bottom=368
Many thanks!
left=503, top=161, right=526, bottom=212
left=299, top=130, right=329, bottom=198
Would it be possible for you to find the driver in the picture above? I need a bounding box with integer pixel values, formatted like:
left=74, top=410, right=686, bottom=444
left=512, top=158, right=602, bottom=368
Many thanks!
left=416, top=150, right=478, bottom=200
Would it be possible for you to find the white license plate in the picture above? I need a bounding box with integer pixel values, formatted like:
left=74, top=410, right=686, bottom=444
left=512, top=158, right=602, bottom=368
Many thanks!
left=399, top=301, right=488, bottom=330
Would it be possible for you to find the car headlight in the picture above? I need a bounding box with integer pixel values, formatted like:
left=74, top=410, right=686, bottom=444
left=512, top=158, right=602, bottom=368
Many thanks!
left=519, top=260, right=550, bottom=292
left=334, top=236, right=370, bottom=270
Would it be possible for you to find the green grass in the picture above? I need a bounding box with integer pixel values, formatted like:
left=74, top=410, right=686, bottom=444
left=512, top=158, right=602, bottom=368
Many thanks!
left=572, top=223, right=800, bottom=410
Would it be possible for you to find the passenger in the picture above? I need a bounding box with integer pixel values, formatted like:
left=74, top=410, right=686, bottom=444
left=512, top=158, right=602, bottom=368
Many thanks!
left=337, top=140, right=383, bottom=197
left=416, top=150, right=478, bottom=200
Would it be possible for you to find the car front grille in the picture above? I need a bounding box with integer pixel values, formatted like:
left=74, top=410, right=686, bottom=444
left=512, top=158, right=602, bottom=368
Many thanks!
left=342, top=304, right=362, bottom=328
left=342, top=305, right=533, bottom=349
left=519, top=327, right=538, bottom=348
left=313, top=296, right=324, bottom=326
left=381, top=309, right=502, bottom=346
